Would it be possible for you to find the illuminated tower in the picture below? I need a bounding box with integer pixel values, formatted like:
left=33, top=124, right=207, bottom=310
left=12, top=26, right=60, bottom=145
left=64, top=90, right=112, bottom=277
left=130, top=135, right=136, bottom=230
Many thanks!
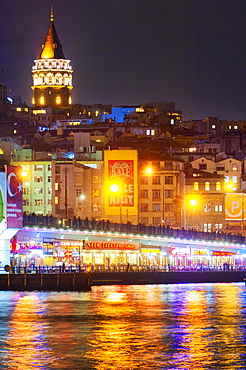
left=31, top=7, right=73, bottom=108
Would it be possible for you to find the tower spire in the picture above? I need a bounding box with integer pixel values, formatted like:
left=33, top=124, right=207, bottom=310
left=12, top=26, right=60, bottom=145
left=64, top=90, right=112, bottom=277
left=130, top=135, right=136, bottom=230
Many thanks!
left=50, top=5, right=54, bottom=22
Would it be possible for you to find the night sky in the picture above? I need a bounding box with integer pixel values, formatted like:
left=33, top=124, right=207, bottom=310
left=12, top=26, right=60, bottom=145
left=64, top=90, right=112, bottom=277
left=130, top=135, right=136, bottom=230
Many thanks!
left=1, top=0, right=246, bottom=121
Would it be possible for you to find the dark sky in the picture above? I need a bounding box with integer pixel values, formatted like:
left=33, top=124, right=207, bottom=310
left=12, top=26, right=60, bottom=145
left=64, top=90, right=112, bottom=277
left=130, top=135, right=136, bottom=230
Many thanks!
left=1, top=0, right=246, bottom=121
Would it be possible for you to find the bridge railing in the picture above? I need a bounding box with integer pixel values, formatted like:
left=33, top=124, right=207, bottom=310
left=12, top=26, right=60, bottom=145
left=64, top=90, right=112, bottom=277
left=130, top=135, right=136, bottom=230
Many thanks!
left=22, top=214, right=246, bottom=245
left=10, top=264, right=246, bottom=274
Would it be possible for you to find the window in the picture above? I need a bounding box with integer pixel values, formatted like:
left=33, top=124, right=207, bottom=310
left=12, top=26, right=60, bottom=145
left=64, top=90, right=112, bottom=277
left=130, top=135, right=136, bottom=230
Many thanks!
left=48, top=188, right=52, bottom=194
left=232, top=164, right=238, bottom=171
left=34, top=176, right=43, bottom=182
left=34, top=165, right=43, bottom=171
left=48, top=199, right=52, bottom=206
left=164, top=162, right=172, bottom=170
left=76, top=189, right=82, bottom=197
left=224, top=176, right=229, bottom=183
left=23, top=198, right=30, bottom=205
left=215, top=204, right=223, bottom=212
left=48, top=176, right=52, bottom=182
left=92, top=189, right=100, bottom=197
left=23, top=188, right=29, bottom=194
left=199, top=163, right=207, bottom=170
left=55, top=197, right=59, bottom=204
left=205, top=181, right=210, bottom=191
left=232, top=176, right=237, bottom=183
left=75, top=174, right=82, bottom=184
left=152, top=203, right=161, bottom=212
left=34, top=188, right=43, bottom=194
left=92, top=175, right=101, bottom=184
left=140, top=190, right=148, bottom=198
left=140, top=204, right=148, bottom=212
left=34, top=199, right=43, bottom=206
left=153, top=217, right=161, bottom=225
left=216, top=166, right=225, bottom=171
left=152, top=176, right=160, bottom=185
left=216, top=182, right=221, bottom=191
left=141, top=217, right=148, bottom=224
left=47, top=164, right=52, bottom=171
left=165, top=204, right=173, bottom=212
left=165, top=190, right=173, bottom=198
left=55, top=183, right=59, bottom=190
left=204, top=203, right=211, bottom=212
left=92, top=203, right=101, bottom=211
left=152, top=190, right=161, bottom=199
left=140, top=176, right=148, bottom=185
left=194, top=181, right=199, bottom=191
left=165, top=176, right=173, bottom=184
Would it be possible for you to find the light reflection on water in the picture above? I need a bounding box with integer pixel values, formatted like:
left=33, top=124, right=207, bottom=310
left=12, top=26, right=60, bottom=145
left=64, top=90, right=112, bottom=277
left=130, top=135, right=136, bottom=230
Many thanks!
left=0, top=283, right=246, bottom=369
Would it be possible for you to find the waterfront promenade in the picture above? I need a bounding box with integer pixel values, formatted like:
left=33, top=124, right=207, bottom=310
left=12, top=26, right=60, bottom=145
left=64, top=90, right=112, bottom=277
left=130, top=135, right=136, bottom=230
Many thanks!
left=1, top=265, right=246, bottom=291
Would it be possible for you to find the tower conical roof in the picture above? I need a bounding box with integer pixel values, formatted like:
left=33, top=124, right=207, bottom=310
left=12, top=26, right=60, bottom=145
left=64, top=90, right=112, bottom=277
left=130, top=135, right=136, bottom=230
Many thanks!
left=40, top=7, right=65, bottom=59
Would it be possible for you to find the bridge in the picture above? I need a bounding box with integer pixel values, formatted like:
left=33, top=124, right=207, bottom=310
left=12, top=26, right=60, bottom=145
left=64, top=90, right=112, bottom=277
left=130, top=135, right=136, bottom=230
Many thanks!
left=22, top=214, right=245, bottom=245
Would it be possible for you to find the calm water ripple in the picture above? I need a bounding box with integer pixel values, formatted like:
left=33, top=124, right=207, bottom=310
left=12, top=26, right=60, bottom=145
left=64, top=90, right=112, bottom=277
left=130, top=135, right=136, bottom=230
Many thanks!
left=0, top=283, right=246, bottom=369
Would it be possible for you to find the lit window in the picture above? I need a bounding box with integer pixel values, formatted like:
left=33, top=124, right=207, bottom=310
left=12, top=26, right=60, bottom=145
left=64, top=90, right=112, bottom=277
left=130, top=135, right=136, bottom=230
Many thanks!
left=232, top=176, right=237, bottom=183
left=229, top=126, right=232, bottom=129
left=216, top=182, right=221, bottom=191
left=13, top=130, right=17, bottom=134
left=40, top=96, right=45, bottom=105
left=212, top=125, right=216, bottom=129
left=151, top=130, right=155, bottom=135
left=234, top=126, right=238, bottom=129
left=56, top=96, right=61, bottom=105
left=34, top=199, right=43, bottom=206
left=55, top=197, right=59, bottom=204
left=224, top=176, right=229, bottom=183
left=34, top=165, right=43, bottom=171
left=92, top=203, right=100, bottom=211
left=55, top=183, right=59, bottom=190
left=232, top=164, right=238, bottom=171
left=215, top=204, right=223, bottom=212
left=0, top=149, right=4, bottom=154
left=34, top=188, right=43, bottom=194
left=69, top=96, right=72, bottom=105
left=95, top=110, right=99, bottom=116
left=194, top=181, right=199, bottom=191
left=170, top=119, right=175, bottom=125
left=205, top=181, right=210, bottom=191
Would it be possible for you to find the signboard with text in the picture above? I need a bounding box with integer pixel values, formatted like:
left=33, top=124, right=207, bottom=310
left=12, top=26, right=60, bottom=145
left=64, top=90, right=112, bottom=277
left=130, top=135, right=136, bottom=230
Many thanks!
left=225, top=193, right=246, bottom=221
left=104, top=150, right=138, bottom=219
left=6, top=165, right=22, bottom=228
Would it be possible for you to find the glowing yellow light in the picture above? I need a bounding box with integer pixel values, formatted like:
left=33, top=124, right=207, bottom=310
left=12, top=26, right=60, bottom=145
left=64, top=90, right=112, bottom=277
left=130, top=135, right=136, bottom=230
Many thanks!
left=190, top=199, right=197, bottom=206
left=110, top=184, right=119, bottom=193
left=21, top=171, right=28, bottom=177
left=69, top=96, right=72, bottom=104
left=16, top=107, right=21, bottom=112
left=145, top=167, right=153, bottom=174
left=56, top=96, right=61, bottom=105
left=40, top=96, right=45, bottom=105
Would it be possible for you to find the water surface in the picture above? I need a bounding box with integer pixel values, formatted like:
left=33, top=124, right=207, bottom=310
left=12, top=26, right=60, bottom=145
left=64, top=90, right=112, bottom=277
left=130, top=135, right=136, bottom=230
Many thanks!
left=0, top=283, right=246, bottom=369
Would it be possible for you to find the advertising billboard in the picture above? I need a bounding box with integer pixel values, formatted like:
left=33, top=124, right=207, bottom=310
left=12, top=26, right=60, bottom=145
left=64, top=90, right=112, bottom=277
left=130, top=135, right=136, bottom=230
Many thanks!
left=225, top=193, right=246, bottom=221
left=6, top=165, right=23, bottom=228
left=104, top=150, right=138, bottom=220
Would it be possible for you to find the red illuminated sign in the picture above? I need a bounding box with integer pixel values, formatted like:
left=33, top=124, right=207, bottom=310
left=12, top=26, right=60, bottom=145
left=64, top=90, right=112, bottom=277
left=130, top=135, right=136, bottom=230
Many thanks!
left=212, top=251, right=236, bottom=256
left=87, top=242, right=136, bottom=250
left=108, top=160, right=134, bottom=207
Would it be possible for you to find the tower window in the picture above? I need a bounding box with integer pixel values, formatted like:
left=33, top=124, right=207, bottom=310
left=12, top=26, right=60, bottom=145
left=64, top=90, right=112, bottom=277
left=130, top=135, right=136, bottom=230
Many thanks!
left=40, top=96, right=45, bottom=105
left=56, top=96, right=61, bottom=105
